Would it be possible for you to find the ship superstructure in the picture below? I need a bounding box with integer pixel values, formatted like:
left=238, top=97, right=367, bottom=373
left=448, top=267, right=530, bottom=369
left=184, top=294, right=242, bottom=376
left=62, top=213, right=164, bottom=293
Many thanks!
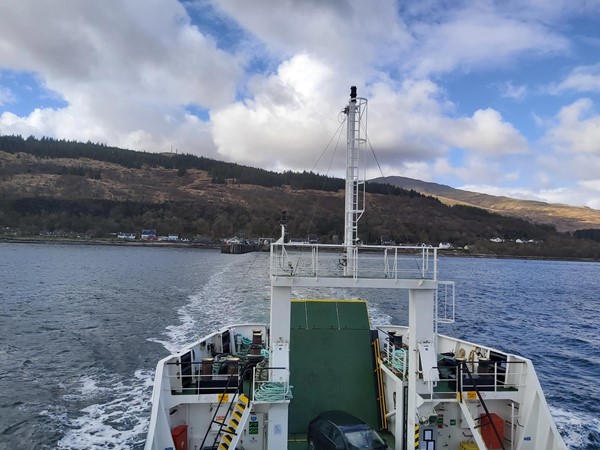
left=145, top=88, right=566, bottom=450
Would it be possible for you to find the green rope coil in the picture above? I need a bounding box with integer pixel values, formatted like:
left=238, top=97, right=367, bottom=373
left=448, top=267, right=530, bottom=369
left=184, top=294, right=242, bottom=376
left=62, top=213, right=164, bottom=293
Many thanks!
left=234, top=334, right=252, bottom=356
left=392, top=348, right=408, bottom=372
left=254, top=382, right=293, bottom=401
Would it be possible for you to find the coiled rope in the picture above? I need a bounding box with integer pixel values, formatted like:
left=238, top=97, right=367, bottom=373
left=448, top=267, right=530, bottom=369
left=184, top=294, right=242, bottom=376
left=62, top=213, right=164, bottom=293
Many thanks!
left=392, top=348, right=408, bottom=372
left=234, top=335, right=252, bottom=356
left=253, top=382, right=293, bottom=401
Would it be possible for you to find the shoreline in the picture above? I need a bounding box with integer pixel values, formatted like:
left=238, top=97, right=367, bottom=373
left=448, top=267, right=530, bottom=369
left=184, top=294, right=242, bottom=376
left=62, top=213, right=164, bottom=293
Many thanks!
left=2, top=236, right=599, bottom=262
left=0, top=236, right=221, bottom=249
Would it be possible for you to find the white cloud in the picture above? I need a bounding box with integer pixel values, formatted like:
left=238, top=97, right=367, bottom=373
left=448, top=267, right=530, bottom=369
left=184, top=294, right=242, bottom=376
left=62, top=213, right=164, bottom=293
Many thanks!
left=360, top=96, right=527, bottom=181
left=0, top=0, right=241, bottom=155
left=360, top=80, right=527, bottom=161
left=0, top=0, right=598, bottom=212
left=211, top=64, right=529, bottom=177
left=458, top=184, right=545, bottom=200
left=521, top=99, right=600, bottom=208
left=366, top=79, right=452, bottom=162
left=408, top=3, right=569, bottom=76
left=445, top=109, right=528, bottom=155
left=378, top=161, right=433, bottom=182
left=499, top=81, right=527, bottom=100
left=0, top=86, right=16, bottom=106
left=553, top=64, right=600, bottom=93
left=546, top=99, right=600, bottom=154
left=211, top=54, right=343, bottom=171
left=580, top=179, right=600, bottom=191
left=214, top=0, right=411, bottom=75
left=0, top=106, right=215, bottom=156
left=444, top=157, right=503, bottom=185
left=577, top=179, right=600, bottom=209
left=532, top=112, right=546, bottom=127
left=536, top=149, right=600, bottom=196
left=459, top=183, right=600, bottom=209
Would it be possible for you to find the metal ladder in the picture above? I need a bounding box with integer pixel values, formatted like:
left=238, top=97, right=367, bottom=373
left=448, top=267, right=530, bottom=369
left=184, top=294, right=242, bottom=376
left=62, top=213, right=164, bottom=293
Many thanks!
left=372, top=337, right=388, bottom=430
left=198, top=371, right=247, bottom=450
left=215, top=393, right=252, bottom=450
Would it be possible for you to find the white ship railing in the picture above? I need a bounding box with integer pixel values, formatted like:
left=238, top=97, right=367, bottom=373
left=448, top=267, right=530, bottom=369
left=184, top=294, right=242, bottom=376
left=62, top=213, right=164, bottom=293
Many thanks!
left=271, top=243, right=439, bottom=280
left=166, top=361, right=242, bottom=395
left=435, top=281, right=456, bottom=333
left=427, top=359, right=528, bottom=397
left=382, top=340, right=408, bottom=378
left=162, top=361, right=291, bottom=402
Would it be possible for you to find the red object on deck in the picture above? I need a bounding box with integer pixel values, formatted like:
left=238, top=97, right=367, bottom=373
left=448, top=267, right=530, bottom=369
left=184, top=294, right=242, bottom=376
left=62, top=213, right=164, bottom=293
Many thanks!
left=171, top=425, right=188, bottom=450
left=480, top=413, right=504, bottom=449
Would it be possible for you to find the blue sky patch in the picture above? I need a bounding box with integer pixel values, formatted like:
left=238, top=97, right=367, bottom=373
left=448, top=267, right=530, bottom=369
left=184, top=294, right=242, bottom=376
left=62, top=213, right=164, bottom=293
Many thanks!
left=0, top=70, right=67, bottom=116
left=184, top=103, right=210, bottom=121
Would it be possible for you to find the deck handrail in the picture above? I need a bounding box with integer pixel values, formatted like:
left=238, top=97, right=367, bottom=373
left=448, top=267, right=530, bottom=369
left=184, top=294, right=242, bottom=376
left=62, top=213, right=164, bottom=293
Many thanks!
left=427, top=359, right=528, bottom=397
left=271, top=243, right=439, bottom=281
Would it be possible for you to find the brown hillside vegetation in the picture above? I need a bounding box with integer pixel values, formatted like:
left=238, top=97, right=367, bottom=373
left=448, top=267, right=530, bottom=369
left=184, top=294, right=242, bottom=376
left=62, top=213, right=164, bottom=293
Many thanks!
left=372, top=176, right=600, bottom=232
left=2, top=148, right=600, bottom=259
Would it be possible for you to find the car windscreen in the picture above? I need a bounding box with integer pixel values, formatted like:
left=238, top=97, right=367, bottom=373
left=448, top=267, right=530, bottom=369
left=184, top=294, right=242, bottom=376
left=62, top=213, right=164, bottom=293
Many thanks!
left=343, top=428, right=386, bottom=449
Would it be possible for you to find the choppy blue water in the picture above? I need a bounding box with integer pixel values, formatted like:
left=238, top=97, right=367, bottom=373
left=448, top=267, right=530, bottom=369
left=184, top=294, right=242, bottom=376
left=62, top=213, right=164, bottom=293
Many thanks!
left=0, top=244, right=598, bottom=449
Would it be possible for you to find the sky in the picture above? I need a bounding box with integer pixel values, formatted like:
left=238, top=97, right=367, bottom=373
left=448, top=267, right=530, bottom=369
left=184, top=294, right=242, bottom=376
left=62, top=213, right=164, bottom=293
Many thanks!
left=1, top=1, right=600, bottom=209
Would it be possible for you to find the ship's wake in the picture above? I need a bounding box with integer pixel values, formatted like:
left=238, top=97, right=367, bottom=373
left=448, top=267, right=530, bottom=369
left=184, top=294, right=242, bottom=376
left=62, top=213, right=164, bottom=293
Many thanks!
left=148, top=253, right=271, bottom=353
left=551, top=406, right=600, bottom=450
left=50, top=370, right=154, bottom=449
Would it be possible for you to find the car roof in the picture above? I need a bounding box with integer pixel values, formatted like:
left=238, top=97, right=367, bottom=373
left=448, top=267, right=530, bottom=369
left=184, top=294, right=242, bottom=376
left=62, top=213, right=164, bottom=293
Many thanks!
left=317, top=410, right=367, bottom=427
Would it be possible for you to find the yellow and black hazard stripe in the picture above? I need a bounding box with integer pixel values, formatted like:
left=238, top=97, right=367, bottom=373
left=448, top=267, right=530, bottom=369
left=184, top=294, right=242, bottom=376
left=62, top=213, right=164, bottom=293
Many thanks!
left=415, top=424, right=420, bottom=449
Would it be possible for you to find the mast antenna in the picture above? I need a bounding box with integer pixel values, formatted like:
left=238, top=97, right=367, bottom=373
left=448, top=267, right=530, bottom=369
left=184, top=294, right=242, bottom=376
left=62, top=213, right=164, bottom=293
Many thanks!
left=343, top=86, right=367, bottom=276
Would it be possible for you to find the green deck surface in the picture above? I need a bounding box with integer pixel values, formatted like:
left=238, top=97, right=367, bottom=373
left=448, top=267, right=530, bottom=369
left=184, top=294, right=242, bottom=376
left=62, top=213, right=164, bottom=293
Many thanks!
left=288, top=300, right=380, bottom=436
left=288, top=434, right=307, bottom=450
left=288, top=431, right=395, bottom=450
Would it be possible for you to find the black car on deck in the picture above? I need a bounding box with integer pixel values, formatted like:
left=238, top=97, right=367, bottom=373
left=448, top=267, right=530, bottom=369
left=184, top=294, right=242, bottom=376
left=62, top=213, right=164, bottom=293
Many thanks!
left=307, top=410, right=390, bottom=450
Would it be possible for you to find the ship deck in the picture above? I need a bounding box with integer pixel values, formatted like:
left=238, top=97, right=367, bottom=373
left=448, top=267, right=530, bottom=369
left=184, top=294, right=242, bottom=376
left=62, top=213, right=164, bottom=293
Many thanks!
left=288, top=299, right=383, bottom=440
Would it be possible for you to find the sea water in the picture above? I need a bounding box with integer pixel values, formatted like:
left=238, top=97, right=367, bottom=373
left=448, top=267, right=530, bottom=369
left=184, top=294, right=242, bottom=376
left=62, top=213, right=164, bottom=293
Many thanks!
left=0, top=243, right=598, bottom=449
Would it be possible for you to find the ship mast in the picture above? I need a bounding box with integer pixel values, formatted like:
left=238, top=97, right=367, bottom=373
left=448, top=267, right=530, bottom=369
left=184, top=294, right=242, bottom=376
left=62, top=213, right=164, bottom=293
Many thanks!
left=343, top=86, right=367, bottom=276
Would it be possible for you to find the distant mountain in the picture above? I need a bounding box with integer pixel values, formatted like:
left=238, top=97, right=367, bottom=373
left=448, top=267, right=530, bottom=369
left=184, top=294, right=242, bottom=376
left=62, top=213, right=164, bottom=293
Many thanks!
left=371, top=176, right=600, bottom=232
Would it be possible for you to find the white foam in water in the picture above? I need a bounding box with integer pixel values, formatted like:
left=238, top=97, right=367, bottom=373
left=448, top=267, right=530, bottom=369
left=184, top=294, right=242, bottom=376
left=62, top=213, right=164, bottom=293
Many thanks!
left=79, top=375, right=104, bottom=396
left=56, top=369, right=154, bottom=449
left=149, top=256, right=268, bottom=353
left=53, top=259, right=251, bottom=449
left=367, top=303, right=394, bottom=327
left=149, top=302, right=198, bottom=354
left=551, top=405, right=600, bottom=449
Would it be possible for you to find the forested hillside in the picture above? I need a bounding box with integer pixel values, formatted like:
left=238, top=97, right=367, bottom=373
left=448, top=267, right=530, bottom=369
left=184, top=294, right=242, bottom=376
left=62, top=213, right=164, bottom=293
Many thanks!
left=1, top=135, right=600, bottom=259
